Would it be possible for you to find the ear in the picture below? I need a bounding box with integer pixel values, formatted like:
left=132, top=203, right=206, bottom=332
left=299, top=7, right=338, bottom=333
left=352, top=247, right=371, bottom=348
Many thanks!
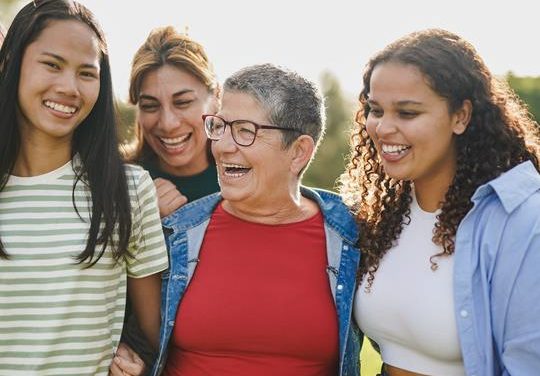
left=452, top=99, right=472, bottom=135
left=289, top=135, right=315, bottom=175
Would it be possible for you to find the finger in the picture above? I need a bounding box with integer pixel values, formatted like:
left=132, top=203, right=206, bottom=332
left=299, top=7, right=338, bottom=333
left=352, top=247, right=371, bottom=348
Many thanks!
left=114, top=343, right=133, bottom=361
left=108, top=358, right=124, bottom=376
left=155, top=181, right=177, bottom=197
left=153, top=178, right=169, bottom=188
left=159, top=194, right=188, bottom=218
left=114, top=355, right=144, bottom=375
left=166, top=194, right=188, bottom=211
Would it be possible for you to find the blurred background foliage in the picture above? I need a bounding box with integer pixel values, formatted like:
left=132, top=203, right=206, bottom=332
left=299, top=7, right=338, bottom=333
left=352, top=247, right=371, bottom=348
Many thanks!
left=2, top=0, right=539, bottom=193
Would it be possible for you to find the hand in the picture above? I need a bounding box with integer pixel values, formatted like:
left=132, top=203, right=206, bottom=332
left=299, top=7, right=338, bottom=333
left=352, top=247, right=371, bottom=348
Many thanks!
left=154, top=178, right=188, bottom=218
left=109, top=342, right=145, bottom=376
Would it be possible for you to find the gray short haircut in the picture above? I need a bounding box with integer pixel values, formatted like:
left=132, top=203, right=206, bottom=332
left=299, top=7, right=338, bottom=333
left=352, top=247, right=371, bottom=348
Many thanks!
left=223, top=63, right=326, bottom=149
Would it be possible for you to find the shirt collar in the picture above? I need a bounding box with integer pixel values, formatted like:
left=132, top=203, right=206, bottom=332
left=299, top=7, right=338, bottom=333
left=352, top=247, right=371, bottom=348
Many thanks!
left=471, top=161, right=540, bottom=213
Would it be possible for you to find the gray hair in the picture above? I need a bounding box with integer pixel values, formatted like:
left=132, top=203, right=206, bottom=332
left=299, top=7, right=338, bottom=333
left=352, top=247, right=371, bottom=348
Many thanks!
left=223, top=63, right=326, bottom=149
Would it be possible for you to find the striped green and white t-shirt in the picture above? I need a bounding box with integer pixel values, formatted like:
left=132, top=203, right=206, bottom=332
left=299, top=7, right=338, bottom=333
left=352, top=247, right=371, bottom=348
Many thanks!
left=0, top=160, right=169, bottom=376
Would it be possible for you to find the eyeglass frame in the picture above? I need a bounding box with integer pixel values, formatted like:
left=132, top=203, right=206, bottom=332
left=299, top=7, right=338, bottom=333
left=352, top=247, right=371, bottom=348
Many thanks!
left=202, top=114, right=301, bottom=147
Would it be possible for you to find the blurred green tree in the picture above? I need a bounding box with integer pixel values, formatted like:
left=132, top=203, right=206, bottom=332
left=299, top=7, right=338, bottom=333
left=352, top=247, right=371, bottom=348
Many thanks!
left=0, top=0, right=24, bottom=26
left=303, top=71, right=355, bottom=191
left=116, top=100, right=136, bottom=144
left=506, top=72, right=540, bottom=122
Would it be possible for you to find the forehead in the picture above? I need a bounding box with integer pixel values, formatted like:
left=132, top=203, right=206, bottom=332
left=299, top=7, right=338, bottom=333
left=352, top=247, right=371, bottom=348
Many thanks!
left=219, top=91, right=268, bottom=122
left=369, top=62, right=439, bottom=103
left=140, top=65, right=205, bottom=96
left=25, top=19, right=100, bottom=65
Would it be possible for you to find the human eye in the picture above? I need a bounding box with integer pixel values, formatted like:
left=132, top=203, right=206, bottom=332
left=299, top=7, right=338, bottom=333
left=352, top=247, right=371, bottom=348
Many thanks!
left=41, top=60, right=60, bottom=70
left=211, top=118, right=225, bottom=131
left=398, top=110, right=419, bottom=119
left=80, top=70, right=99, bottom=80
left=174, top=99, right=194, bottom=108
left=236, top=122, right=256, bottom=135
left=368, top=106, right=383, bottom=118
left=139, top=101, right=159, bottom=113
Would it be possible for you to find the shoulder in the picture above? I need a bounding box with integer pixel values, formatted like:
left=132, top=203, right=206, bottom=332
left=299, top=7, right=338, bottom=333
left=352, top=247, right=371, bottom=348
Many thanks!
left=123, top=163, right=153, bottom=190
left=162, top=192, right=222, bottom=230
left=300, top=186, right=358, bottom=244
left=123, top=163, right=148, bottom=181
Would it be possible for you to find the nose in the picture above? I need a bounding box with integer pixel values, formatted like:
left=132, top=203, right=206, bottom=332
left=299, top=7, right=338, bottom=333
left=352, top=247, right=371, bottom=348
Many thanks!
left=212, top=124, right=238, bottom=154
left=159, top=108, right=181, bottom=132
left=55, top=71, right=80, bottom=98
left=374, top=115, right=397, bottom=138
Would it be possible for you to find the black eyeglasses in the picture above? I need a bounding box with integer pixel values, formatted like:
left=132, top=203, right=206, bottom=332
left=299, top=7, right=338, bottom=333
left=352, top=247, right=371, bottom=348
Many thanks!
left=202, top=114, right=301, bottom=147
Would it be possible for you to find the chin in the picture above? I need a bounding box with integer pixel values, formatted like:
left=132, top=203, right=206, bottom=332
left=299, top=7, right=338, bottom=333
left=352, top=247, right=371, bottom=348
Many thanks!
left=220, top=187, right=248, bottom=203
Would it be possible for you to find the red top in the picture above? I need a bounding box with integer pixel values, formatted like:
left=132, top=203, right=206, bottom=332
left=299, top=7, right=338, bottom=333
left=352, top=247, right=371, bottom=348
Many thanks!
left=164, top=203, right=339, bottom=376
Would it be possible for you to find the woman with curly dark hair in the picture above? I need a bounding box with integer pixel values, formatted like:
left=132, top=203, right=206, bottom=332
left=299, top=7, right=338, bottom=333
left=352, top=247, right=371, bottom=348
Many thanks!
left=341, top=29, right=540, bottom=375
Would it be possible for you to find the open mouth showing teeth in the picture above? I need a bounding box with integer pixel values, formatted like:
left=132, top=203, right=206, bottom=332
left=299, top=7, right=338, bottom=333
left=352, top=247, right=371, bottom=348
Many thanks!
left=44, top=100, right=77, bottom=114
left=381, top=144, right=411, bottom=154
left=222, top=163, right=251, bottom=177
left=159, top=133, right=191, bottom=147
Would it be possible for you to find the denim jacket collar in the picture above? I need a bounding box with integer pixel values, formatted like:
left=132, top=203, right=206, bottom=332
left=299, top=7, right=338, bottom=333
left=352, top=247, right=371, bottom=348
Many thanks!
left=162, top=186, right=359, bottom=245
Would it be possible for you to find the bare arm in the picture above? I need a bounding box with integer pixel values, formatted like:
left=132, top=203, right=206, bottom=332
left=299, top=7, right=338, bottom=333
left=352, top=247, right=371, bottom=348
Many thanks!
left=127, top=273, right=162, bottom=350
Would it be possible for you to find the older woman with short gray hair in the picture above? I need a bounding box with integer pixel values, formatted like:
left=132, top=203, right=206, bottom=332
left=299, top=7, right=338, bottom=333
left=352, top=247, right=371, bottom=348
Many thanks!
left=149, top=63, right=362, bottom=376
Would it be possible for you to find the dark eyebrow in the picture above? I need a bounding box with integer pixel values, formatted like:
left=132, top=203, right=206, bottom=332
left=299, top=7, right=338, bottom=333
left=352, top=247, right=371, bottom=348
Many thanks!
left=172, top=89, right=195, bottom=98
left=367, top=99, right=423, bottom=107
left=138, top=94, right=158, bottom=102
left=367, top=99, right=378, bottom=106
left=395, top=100, right=422, bottom=106
left=139, top=89, right=195, bottom=102
left=41, top=52, right=99, bottom=70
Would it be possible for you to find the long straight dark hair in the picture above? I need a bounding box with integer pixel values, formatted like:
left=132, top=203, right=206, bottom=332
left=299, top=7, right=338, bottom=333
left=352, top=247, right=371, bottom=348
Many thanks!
left=0, top=0, right=132, bottom=265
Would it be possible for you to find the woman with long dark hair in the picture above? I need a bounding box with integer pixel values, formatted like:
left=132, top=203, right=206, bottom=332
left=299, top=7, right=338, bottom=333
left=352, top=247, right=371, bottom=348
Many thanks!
left=342, top=29, right=540, bottom=375
left=0, top=1, right=168, bottom=375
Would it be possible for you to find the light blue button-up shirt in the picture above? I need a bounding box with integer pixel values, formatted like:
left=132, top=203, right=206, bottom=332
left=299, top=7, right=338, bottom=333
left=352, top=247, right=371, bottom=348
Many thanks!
left=454, top=161, right=540, bottom=375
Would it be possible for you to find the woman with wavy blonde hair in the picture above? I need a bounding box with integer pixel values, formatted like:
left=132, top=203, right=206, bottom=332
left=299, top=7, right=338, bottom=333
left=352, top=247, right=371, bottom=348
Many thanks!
left=126, top=25, right=220, bottom=218
left=115, top=26, right=221, bottom=375
left=342, top=29, right=540, bottom=375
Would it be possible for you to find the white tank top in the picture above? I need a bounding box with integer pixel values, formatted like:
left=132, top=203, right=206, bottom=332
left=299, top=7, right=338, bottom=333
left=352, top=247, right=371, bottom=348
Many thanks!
left=354, top=195, right=465, bottom=375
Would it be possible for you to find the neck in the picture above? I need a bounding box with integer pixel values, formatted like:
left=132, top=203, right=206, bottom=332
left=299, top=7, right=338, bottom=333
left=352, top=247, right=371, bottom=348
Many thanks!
left=159, top=153, right=209, bottom=177
left=13, top=139, right=72, bottom=177
left=222, top=186, right=318, bottom=225
left=413, top=162, right=456, bottom=213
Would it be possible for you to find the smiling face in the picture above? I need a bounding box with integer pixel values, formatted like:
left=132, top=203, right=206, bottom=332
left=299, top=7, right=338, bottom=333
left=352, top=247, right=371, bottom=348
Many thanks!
left=138, top=65, right=218, bottom=176
left=365, top=62, right=468, bottom=189
left=211, top=91, right=296, bottom=209
left=17, top=19, right=101, bottom=148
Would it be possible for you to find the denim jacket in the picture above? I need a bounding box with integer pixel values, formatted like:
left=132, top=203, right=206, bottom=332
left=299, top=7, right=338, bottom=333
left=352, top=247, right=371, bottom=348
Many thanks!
left=151, top=187, right=362, bottom=376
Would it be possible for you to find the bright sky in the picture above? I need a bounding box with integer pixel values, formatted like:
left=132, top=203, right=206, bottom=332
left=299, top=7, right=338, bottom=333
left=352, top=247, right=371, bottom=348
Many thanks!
left=17, top=0, right=540, bottom=101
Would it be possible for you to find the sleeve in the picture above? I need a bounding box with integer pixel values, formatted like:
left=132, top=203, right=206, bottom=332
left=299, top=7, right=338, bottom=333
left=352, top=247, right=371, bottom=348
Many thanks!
left=126, top=168, right=169, bottom=278
left=497, top=216, right=540, bottom=374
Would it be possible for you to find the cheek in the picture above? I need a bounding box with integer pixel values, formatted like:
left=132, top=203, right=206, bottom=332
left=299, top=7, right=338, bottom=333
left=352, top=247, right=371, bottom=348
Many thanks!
left=138, top=114, right=158, bottom=133
left=194, top=127, right=208, bottom=144
left=210, top=140, right=219, bottom=157
left=365, top=118, right=378, bottom=141
left=84, top=83, right=101, bottom=109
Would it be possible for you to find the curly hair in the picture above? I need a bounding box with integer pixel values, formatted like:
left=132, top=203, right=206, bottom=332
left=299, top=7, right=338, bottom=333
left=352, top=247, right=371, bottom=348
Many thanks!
left=340, top=29, right=540, bottom=291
